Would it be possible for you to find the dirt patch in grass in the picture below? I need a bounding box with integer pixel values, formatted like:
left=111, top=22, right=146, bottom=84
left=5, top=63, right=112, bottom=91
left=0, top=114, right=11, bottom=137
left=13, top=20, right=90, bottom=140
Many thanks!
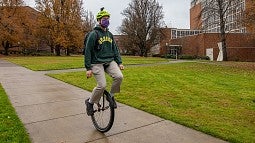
left=209, top=61, right=255, bottom=71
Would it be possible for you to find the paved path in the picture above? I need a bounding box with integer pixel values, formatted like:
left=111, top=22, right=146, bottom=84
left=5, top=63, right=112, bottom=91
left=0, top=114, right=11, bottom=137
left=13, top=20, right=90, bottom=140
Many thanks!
left=0, top=59, right=227, bottom=143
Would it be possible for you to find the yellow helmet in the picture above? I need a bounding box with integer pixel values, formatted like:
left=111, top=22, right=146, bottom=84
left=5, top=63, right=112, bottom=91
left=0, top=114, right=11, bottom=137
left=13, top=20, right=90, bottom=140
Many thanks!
left=96, top=7, right=110, bottom=20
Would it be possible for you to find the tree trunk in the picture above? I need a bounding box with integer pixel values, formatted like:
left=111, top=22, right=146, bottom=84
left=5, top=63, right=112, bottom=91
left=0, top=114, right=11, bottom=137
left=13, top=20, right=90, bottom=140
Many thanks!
left=2, top=41, right=10, bottom=56
left=140, top=48, right=145, bottom=57
left=219, top=15, right=227, bottom=61
left=51, top=46, right=54, bottom=54
left=221, top=36, right=227, bottom=61
left=218, top=0, right=228, bottom=61
left=66, top=48, right=70, bottom=56
left=55, top=44, right=61, bottom=56
left=139, top=42, right=147, bottom=57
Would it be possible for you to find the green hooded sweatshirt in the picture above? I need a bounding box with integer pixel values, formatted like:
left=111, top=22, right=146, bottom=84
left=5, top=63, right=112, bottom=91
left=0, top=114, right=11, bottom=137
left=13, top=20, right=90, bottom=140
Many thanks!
left=84, top=25, right=122, bottom=70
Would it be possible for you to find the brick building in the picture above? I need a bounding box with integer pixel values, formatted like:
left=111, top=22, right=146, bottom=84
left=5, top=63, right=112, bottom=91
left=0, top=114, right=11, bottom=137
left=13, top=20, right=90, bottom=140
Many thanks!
left=170, top=33, right=255, bottom=61
left=157, top=0, right=255, bottom=61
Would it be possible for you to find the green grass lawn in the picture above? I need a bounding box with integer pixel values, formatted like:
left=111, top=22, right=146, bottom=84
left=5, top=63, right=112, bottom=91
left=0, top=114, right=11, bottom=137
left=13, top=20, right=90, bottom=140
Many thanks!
left=1, top=56, right=254, bottom=142
left=48, top=62, right=255, bottom=143
left=0, top=84, right=31, bottom=143
left=2, top=55, right=168, bottom=71
left=2, top=56, right=84, bottom=71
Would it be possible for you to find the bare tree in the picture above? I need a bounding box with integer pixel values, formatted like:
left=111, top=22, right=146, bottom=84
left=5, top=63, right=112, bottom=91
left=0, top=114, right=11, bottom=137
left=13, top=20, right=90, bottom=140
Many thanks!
left=119, top=0, right=164, bottom=57
left=82, top=10, right=96, bottom=33
left=199, top=0, right=246, bottom=61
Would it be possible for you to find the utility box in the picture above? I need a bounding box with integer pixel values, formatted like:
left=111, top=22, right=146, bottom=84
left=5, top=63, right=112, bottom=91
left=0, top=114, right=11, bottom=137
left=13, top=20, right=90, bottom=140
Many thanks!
left=206, top=48, right=214, bottom=61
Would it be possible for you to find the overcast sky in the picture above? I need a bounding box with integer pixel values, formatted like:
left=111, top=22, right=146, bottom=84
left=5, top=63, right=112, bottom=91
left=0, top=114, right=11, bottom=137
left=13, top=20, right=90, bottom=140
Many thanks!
left=24, top=0, right=190, bottom=34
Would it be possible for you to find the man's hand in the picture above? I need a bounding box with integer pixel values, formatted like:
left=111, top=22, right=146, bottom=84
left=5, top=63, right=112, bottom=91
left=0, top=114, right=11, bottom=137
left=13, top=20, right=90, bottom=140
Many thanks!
left=86, top=70, right=93, bottom=78
left=119, top=64, right=124, bottom=70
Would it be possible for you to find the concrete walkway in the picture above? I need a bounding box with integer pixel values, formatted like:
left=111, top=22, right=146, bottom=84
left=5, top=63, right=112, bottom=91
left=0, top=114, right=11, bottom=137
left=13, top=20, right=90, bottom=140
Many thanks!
left=0, top=59, right=227, bottom=143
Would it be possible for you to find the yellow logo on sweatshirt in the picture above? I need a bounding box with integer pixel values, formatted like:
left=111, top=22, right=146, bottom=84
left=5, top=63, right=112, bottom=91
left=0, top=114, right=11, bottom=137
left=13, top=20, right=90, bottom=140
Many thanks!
left=98, top=36, right=112, bottom=44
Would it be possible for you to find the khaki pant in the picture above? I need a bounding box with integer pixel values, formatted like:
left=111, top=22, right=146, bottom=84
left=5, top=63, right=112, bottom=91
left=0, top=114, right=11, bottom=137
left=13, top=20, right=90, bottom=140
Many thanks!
left=89, top=61, right=123, bottom=103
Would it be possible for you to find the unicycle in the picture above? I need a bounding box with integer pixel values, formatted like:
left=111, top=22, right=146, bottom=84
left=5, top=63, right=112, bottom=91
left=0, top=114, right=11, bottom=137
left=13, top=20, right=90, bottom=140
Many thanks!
left=91, top=90, right=115, bottom=132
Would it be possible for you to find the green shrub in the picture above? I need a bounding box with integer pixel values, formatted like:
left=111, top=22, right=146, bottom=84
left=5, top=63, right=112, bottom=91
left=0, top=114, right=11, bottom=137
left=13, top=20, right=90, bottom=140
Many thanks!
left=161, top=54, right=177, bottom=59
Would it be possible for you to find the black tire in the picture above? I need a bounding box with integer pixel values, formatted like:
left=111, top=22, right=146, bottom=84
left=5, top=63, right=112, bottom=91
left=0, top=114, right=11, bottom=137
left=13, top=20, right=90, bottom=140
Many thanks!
left=91, top=90, right=115, bottom=132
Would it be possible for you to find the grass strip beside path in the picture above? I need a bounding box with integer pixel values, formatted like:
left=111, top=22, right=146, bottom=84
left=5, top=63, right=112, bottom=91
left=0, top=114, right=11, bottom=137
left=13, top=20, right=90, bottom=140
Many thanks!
left=2, top=56, right=84, bottom=71
left=2, top=56, right=169, bottom=71
left=48, top=62, right=255, bottom=143
left=0, top=84, right=31, bottom=143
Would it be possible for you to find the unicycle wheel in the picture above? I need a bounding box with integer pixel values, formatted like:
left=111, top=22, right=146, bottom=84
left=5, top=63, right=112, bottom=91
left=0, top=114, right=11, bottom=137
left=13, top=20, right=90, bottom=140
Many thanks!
left=91, top=90, right=115, bottom=132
